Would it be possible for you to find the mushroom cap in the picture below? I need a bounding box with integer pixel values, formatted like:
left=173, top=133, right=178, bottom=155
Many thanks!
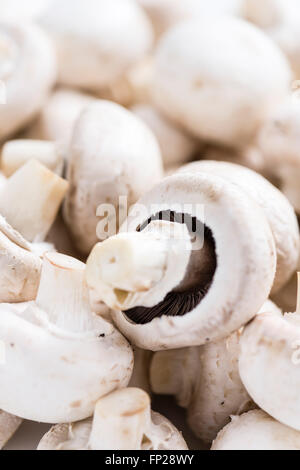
left=0, top=21, right=56, bottom=140
left=239, top=311, right=300, bottom=431
left=211, top=409, right=300, bottom=450
left=64, top=100, right=163, bottom=254
left=40, top=0, right=154, bottom=90
left=111, top=172, right=276, bottom=350
left=152, top=17, right=291, bottom=147
left=0, top=410, right=22, bottom=450
left=178, top=160, right=300, bottom=293
left=131, top=104, right=199, bottom=167
left=0, top=302, right=133, bottom=423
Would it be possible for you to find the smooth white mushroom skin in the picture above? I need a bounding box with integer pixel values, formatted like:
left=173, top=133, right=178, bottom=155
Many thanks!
left=0, top=410, right=22, bottom=450
left=211, top=410, right=300, bottom=451
left=178, top=160, right=299, bottom=293
left=64, top=100, right=163, bottom=255
left=0, top=22, right=56, bottom=141
left=1, top=139, right=64, bottom=177
left=0, top=159, right=69, bottom=243
left=38, top=388, right=188, bottom=450
left=151, top=300, right=281, bottom=443
left=0, top=253, right=133, bottom=423
left=152, top=17, right=291, bottom=148
left=0, top=0, right=50, bottom=21
left=108, top=172, right=276, bottom=350
left=131, top=104, right=199, bottom=167
left=40, top=0, right=153, bottom=90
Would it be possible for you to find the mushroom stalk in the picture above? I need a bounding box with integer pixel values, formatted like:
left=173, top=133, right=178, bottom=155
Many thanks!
left=36, top=252, right=96, bottom=334
left=0, top=159, right=68, bottom=243
left=86, top=220, right=216, bottom=312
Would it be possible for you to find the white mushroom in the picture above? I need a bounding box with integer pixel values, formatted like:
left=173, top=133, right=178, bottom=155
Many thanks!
left=0, top=252, right=133, bottom=423
left=211, top=410, right=300, bottom=451
left=150, top=300, right=281, bottom=443
left=239, top=273, right=300, bottom=432
left=86, top=172, right=276, bottom=350
left=37, top=388, right=188, bottom=450
left=0, top=21, right=56, bottom=141
left=0, top=410, right=22, bottom=450
left=0, top=160, right=68, bottom=303
left=24, top=88, right=95, bottom=158
left=152, top=17, right=291, bottom=148
left=0, top=0, right=50, bottom=21
left=129, top=348, right=153, bottom=394
left=1, top=139, right=64, bottom=177
left=131, top=104, right=199, bottom=168
left=178, top=160, right=300, bottom=293
left=202, top=144, right=267, bottom=175
left=39, top=0, right=153, bottom=91
left=64, top=100, right=163, bottom=255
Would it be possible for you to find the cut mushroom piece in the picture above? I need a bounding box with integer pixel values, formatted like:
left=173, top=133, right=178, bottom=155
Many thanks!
left=131, top=104, right=199, bottom=168
left=239, top=275, right=300, bottom=432
left=152, top=17, right=291, bottom=148
left=0, top=159, right=68, bottom=243
left=86, top=172, right=276, bottom=350
left=150, top=300, right=281, bottom=443
left=37, top=388, right=188, bottom=450
left=0, top=252, right=133, bottom=423
left=64, top=100, right=163, bottom=255
left=39, top=0, right=153, bottom=91
left=1, top=139, right=64, bottom=177
left=0, top=21, right=56, bottom=141
left=178, top=160, right=299, bottom=293
left=0, top=410, right=22, bottom=450
left=211, top=410, right=300, bottom=451
left=24, top=88, right=95, bottom=158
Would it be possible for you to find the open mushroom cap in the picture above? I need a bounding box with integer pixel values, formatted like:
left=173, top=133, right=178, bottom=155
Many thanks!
left=38, top=388, right=188, bottom=450
left=152, top=17, right=291, bottom=148
left=107, top=172, right=276, bottom=350
left=0, top=252, right=133, bottom=423
left=211, top=409, right=300, bottom=450
left=0, top=410, right=22, bottom=450
left=178, top=160, right=299, bottom=293
left=64, top=100, right=163, bottom=254
left=39, top=0, right=153, bottom=90
left=0, top=21, right=56, bottom=140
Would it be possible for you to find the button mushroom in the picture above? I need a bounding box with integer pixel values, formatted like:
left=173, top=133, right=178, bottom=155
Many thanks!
left=0, top=252, right=133, bottom=423
left=0, top=160, right=68, bottom=303
left=86, top=172, right=276, bottom=350
left=37, top=388, right=188, bottom=450
left=39, top=0, right=153, bottom=92
left=211, top=409, right=300, bottom=451
left=0, top=21, right=56, bottom=141
left=152, top=17, right=291, bottom=148
left=150, top=300, right=281, bottom=443
left=178, top=160, right=300, bottom=293
left=64, top=100, right=163, bottom=255
left=239, top=273, right=300, bottom=432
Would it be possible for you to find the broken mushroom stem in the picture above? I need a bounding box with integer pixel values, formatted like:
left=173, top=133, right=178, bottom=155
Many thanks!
left=86, top=219, right=216, bottom=312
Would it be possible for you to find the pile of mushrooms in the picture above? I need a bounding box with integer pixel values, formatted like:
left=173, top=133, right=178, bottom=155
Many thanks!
left=2, top=0, right=300, bottom=452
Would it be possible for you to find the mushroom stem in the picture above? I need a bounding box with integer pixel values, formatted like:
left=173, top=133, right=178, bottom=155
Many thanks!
left=86, top=220, right=216, bottom=311
left=36, top=252, right=95, bottom=333
left=0, top=159, right=69, bottom=243
left=89, top=388, right=151, bottom=450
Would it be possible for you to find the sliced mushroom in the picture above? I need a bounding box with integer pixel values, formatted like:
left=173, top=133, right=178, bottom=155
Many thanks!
left=0, top=21, right=56, bottom=141
left=39, top=0, right=153, bottom=91
left=152, top=17, right=291, bottom=148
left=131, top=104, right=199, bottom=168
left=211, top=409, right=300, bottom=451
left=1, top=139, right=64, bottom=177
left=150, top=300, right=281, bottom=443
left=178, top=160, right=299, bottom=293
left=37, top=388, right=188, bottom=450
left=0, top=252, right=133, bottom=423
left=239, top=274, right=300, bottom=431
left=64, top=100, right=163, bottom=255
left=86, top=172, right=276, bottom=350
left=0, top=410, right=22, bottom=450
